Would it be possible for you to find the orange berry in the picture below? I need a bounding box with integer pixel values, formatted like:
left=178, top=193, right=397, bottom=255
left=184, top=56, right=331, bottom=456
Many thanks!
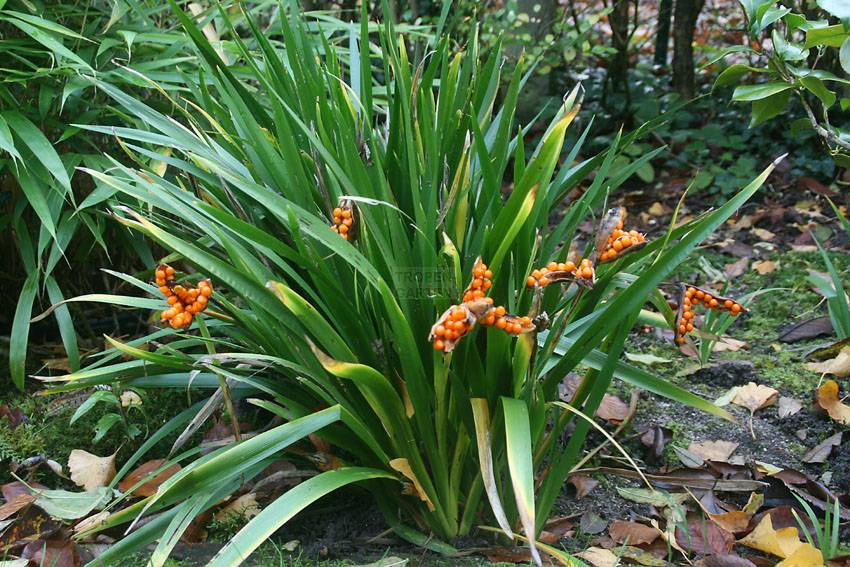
left=532, top=270, right=542, bottom=279
left=165, top=266, right=175, bottom=276
left=495, top=306, right=506, bottom=317
left=547, top=262, right=558, bottom=271
left=333, top=207, right=343, bottom=217
left=495, top=318, right=507, bottom=329
left=724, top=300, right=733, bottom=309
left=675, top=336, right=685, bottom=344
left=695, top=290, right=705, bottom=299
left=434, top=339, right=445, bottom=351
left=159, top=286, right=171, bottom=295
left=520, top=316, right=531, bottom=325
left=731, top=304, right=741, bottom=314
left=338, top=223, right=349, bottom=234
left=343, top=218, right=353, bottom=227
left=527, top=276, right=537, bottom=287
left=709, top=298, right=719, bottom=308
left=581, top=267, right=593, bottom=279
left=155, top=269, right=166, bottom=280
left=539, top=277, right=550, bottom=287
left=342, top=209, right=352, bottom=219
left=686, top=323, right=694, bottom=332
left=484, top=270, right=493, bottom=279
left=342, top=233, right=349, bottom=241
left=183, top=314, right=193, bottom=326
left=679, top=325, right=687, bottom=334
left=612, top=240, right=623, bottom=252
left=471, top=278, right=482, bottom=289
left=167, top=296, right=178, bottom=305
left=197, top=295, right=207, bottom=306
left=563, top=261, right=575, bottom=272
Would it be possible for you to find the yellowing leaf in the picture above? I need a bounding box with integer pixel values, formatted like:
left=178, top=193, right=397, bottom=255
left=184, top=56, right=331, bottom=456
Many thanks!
left=751, top=228, right=776, bottom=241
left=815, top=379, right=850, bottom=424
left=68, top=450, right=116, bottom=492
left=806, top=347, right=850, bottom=378
left=389, top=458, right=435, bottom=511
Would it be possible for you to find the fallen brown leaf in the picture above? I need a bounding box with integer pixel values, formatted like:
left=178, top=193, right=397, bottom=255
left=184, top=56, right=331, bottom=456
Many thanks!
left=577, top=547, right=618, bottom=567
left=777, top=397, right=803, bottom=419
left=802, top=432, right=842, bottom=464
left=724, top=257, right=749, bottom=279
left=21, top=538, right=80, bottom=567
left=732, top=383, right=778, bottom=413
left=118, top=459, right=181, bottom=498
left=214, top=493, right=261, bottom=522
left=751, top=228, right=776, bottom=241
left=695, top=555, right=756, bottom=566
left=807, top=348, right=850, bottom=378
left=688, top=440, right=739, bottom=463
left=608, top=520, right=660, bottom=545
left=752, top=259, right=776, bottom=274
left=711, top=337, right=748, bottom=353
left=675, top=513, right=735, bottom=555
left=648, top=202, right=670, bottom=216
left=0, top=493, right=37, bottom=521
left=814, top=379, right=850, bottom=424
left=595, top=394, right=630, bottom=423
left=68, top=450, right=116, bottom=492
left=567, top=475, right=598, bottom=500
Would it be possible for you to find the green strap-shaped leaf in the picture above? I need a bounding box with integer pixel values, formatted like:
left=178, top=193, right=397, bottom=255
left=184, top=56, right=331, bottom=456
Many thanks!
left=502, top=397, right=542, bottom=567
left=10, top=271, right=38, bottom=390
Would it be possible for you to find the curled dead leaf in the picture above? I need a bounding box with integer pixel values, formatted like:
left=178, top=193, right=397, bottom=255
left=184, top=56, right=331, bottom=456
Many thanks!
left=815, top=379, right=850, bottom=425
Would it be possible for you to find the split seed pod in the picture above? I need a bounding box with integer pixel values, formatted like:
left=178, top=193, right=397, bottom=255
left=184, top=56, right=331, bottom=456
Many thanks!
left=330, top=198, right=357, bottom=242
left=674, top=283, right=746, bottom=345
left=594, top=207, right=647, bottom=264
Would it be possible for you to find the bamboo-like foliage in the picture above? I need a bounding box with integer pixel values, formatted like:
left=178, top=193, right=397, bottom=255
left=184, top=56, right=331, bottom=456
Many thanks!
left=37, top=2, right=779, bottom=563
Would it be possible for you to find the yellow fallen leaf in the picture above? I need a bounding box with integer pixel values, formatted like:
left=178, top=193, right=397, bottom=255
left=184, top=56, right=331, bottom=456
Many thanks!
left=815, top=379, right=850, bottom=425
left=68, top=450, right=116, bottom=491
left=390, top=458, right=435, bottom=511
left=688, top=440, right=739, bottom=462
left=738, top=514, right=823, bottom=566
left=777, top=541, right=823, bottom=567
left=711, top=337, right=748, bottom=353
left=806, top=347, right=850, bottom=378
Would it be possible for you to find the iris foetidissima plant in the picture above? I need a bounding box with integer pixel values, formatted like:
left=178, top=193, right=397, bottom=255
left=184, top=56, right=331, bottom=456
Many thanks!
left=30, top=3, right=783, bottom=565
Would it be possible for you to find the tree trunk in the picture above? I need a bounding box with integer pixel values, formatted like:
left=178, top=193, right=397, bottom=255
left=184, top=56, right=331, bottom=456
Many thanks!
left=606, top=0, right=630, bottom=93
left=671, top=0, right=705, bottom=99
left=654, top=0, right=673, bottom=66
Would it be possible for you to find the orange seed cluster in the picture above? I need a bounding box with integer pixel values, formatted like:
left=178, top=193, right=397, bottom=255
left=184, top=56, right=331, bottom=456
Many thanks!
left=675, top=285, right=744, bottom=344
left=431, top=304, right=476, bottom=352
left=596, top=207, right=647, bottom=264
left=155, top=264, right=213, bottom=329
left=462, top=259, right=493, bottom=302
left=330, top=200, right=355, bottom=241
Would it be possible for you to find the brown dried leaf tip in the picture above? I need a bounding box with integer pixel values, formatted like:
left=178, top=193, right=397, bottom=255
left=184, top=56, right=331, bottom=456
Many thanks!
left=674, top=284, right=745, bottom=345
left=156, top=264, right=213, bottom=329
left=595, top=207, right=647, bottom=264
left=330, top=198, right=356, bottom=241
